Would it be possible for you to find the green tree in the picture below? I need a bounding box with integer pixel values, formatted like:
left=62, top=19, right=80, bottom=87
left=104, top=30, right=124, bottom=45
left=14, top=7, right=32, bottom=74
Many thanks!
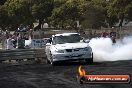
left=0, top=0, right=7, bottom=5
left=50, top=0, right=86, bottom=29
left=107, top=0, right=132, bottom=27
left=4, top=0, right=33, bottom=29
left=31, top=0, right=54, bottom=29
left=81, top=0, right=108, bottom=29
left=0, top=5, right=9, bottom=30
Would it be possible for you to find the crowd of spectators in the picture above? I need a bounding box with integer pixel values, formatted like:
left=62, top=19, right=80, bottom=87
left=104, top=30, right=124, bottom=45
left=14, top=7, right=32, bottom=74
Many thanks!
left=101, top=29, right=117, bottom=43
left=0, top=25, right=33, bottom=50
left=0, top=26, right=118, bottom=50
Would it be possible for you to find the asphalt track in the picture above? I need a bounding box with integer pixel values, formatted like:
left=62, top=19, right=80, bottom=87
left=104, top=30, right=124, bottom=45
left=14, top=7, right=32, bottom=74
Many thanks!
left=0, top=60, right=132, bottom=88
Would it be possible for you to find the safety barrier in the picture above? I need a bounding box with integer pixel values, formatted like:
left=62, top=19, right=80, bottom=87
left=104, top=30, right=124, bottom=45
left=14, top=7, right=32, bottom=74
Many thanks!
left=0, top=49, right=46, bottom=64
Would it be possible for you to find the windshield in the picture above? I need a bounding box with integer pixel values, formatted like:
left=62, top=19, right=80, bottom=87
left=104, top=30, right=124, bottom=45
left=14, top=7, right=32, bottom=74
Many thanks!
left=52, top=34, right=82, bottom=44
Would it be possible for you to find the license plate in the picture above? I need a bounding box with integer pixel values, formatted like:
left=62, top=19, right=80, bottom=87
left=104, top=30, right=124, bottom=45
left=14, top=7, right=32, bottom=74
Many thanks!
left=72, top=54, right=83, bottom=57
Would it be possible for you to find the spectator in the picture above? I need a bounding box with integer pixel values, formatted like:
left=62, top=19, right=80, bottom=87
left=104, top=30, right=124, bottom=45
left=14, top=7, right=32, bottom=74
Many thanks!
left=29, top=28, right=33, bottom=39
left=110, top=29, right=117, bottom=43
left=17, top=24, right=23, bottom=32
left=6, top=35, right=14, bottom=50
left=23, top=33, right=29, bottom=40
left=5, top=29, right=10, bottom=38
left=101, top=30, right=109, bottom=38
left=21, top=26, right=27, bottom=32
left=93, top=30, right=96, bottom=37
left=110, top=29, right=116, bottom=38
left=12, top=34, right=17, bottom=48
left=16, top=34, right=25, bottom=49
left=111, top=36, right=116, bottom=43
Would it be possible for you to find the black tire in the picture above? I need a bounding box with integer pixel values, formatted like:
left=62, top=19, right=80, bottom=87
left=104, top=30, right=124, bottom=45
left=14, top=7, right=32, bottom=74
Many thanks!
left=85, top=59, right=93, bottom=64
left=47, top=52, right=59, bottom=66
left=46, top=52, right=54, bottom=65
left=51, top=60, right=58, bottom=66
left=85, top=53, right=93, bottom=64
left=49, top=53, right=55, bottom=65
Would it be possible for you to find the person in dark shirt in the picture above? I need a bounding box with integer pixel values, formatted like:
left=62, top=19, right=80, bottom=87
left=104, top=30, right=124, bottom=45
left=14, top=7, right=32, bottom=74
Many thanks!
left=110, top=31, right=116, bottom=38
left=110, top=29, right=116, bottom=43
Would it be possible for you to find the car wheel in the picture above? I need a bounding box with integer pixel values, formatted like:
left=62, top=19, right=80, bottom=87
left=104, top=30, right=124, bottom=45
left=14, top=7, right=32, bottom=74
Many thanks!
left=48, top=52, right=57, bottom=66
left=50, top=59, right=58, bottom=66
left=85, top=53, right=93, bottom=64
left=50, top=58, right=54, bottom=65
left=85, top=59, right=93, bottom=64
left=45, top=53, right=51, bottom=64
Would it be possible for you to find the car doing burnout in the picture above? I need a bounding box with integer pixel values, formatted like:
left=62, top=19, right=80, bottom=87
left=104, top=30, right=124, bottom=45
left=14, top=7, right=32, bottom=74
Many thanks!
left=45, top=33, right=93, bottom=65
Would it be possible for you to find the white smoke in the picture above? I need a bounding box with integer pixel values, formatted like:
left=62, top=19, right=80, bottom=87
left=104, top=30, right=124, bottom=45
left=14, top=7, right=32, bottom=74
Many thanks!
left=89, top=36, right=132, bottom=62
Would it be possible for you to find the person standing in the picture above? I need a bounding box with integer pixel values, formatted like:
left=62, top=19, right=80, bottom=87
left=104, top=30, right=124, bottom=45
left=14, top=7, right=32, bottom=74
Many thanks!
left=110, top=29, right=117, bottom=43
left=6, top=35, right=14, bottom=50
left=5, top=29, right=10, bottom=39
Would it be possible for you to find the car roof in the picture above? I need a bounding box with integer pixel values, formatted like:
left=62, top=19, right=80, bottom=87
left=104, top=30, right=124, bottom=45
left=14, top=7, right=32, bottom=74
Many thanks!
left=53, top=33, right=79, bottom=37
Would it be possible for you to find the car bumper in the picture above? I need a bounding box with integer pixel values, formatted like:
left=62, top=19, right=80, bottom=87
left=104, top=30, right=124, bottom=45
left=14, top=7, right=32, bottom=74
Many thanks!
left=52, top=52, right=93, bottom=62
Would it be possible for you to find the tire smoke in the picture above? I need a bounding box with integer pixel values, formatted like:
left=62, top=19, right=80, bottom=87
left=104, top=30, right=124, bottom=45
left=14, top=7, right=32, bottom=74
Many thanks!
left=89, top=36, right=132, bottom=62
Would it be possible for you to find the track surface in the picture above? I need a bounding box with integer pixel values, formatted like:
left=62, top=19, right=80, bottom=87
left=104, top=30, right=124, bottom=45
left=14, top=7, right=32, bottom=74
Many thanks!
left=0, top=60, right=132, bottom=88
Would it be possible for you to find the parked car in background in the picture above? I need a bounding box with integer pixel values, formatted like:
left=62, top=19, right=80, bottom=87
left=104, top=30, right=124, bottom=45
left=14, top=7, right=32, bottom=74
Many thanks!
left=45, top=33, right=93, bottom=65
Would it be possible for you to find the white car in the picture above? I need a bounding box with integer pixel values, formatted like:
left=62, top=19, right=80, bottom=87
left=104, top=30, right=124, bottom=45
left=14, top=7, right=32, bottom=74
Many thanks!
left=45, top=33, right=93, bottom=65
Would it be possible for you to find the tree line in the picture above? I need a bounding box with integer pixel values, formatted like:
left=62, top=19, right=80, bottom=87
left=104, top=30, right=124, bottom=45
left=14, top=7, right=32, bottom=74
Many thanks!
left=0, top=0, right=132, bottom=31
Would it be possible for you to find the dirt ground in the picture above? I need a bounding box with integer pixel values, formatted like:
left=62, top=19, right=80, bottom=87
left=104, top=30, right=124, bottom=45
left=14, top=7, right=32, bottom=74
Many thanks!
left=0, top=60, right=132, bottom=88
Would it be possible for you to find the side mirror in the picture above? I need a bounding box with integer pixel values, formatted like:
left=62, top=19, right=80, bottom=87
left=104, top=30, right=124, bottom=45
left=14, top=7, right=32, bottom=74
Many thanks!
left=84, top=39, right=90, bottom=43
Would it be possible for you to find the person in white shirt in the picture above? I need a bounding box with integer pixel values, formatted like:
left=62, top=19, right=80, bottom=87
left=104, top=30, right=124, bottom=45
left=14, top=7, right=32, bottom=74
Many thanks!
left=6, top=35, right=14, bottom=50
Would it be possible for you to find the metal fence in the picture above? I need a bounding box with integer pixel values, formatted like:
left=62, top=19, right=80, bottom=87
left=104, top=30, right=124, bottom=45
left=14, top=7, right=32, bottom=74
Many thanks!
left=0, top=49, right=46, bottom=64
left=1, top=28, right=132, bottom=49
